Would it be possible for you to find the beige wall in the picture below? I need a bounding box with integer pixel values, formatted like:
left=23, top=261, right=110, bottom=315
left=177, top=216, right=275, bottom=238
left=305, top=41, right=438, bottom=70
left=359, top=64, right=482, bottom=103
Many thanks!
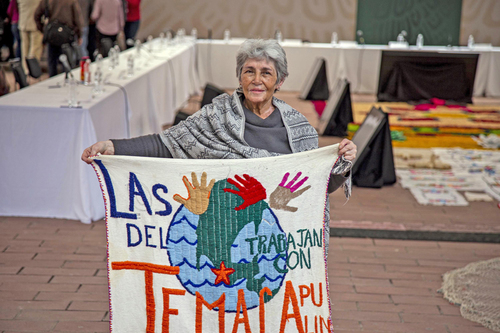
left=139, top=0, right=499, bottom=46
left=139, top=0, right=357, bottom=42
left=460, top=0, right=500, bottom=46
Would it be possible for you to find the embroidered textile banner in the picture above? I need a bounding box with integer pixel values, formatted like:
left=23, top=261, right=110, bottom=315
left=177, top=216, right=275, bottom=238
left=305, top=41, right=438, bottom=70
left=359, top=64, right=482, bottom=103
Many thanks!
left=92, top=145, right=339, bottom=333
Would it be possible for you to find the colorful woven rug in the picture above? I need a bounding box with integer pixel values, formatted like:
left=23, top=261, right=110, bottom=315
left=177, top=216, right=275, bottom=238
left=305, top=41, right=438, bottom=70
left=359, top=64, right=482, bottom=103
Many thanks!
left=349, top=102, right=500, bottom=149
left=91, top=146, right=339, bottom=333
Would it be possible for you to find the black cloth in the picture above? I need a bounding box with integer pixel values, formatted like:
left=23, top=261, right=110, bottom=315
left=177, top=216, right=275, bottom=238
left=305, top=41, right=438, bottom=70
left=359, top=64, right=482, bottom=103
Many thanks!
left=379, top=61, right=469, bottom=103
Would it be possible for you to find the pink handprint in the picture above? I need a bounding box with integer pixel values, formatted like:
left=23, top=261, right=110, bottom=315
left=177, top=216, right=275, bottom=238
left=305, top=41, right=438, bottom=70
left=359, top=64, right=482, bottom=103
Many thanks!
left=223, top=174, right=267, bottom=211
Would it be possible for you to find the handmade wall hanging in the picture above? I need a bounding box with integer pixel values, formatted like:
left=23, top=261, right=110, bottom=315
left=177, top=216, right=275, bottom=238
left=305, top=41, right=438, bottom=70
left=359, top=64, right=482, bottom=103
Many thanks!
left=92, top=145, right=342, bottom=333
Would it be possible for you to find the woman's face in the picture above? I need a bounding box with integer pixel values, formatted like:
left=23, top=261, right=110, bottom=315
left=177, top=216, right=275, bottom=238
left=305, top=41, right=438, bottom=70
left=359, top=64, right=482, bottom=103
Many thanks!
left=239, top=58, right=283, bottom=109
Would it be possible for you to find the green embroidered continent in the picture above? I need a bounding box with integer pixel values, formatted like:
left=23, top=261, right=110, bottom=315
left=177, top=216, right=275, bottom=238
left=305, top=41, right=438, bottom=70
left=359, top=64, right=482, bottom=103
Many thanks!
left=196, top=179, right=267, bottom=294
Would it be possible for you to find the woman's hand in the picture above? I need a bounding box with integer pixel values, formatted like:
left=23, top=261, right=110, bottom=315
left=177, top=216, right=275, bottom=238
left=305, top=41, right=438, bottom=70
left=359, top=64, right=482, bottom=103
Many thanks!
left=338, top=139, right=357, bottom=161
left=81, top=140, right=115, bottom=164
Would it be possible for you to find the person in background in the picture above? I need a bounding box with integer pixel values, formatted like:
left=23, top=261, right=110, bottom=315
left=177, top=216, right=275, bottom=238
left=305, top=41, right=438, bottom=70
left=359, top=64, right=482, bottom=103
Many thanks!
left=34, top=0, right=84, bottom=77
left=124, top=0, right=140, bottom=47
left=6, top=0, right=20, bottom=59
left=78, top=0, right=91, bottom=57
left=86, top=0, right=96, bottom=60
left=0, top=0, right=14, bottom=61
left=91, top=0, right=124, bottom=56
left=17, top=0, right=43, bottom=73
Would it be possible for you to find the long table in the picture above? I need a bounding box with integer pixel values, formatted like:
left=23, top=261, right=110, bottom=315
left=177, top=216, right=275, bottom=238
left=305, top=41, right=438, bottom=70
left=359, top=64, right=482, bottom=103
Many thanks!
left=0, top=38, right=199, bottom=223
left=196, top=39, right=500, bottom=97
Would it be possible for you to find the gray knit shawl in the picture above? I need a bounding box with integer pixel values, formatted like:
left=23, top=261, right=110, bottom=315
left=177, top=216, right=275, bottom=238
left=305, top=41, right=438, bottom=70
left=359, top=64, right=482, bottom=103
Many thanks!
left=159, top=91, right=319, bottom=158
left=159, top=91, right=352, bottom=199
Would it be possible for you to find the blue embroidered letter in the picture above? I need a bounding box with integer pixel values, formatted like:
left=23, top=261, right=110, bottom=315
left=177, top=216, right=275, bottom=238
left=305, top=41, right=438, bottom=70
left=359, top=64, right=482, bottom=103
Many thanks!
left=129, top=172, right=152, bottom=215
left=94, top=160, right=137, bottom=220
left=127, top=223, right=142, bottom=247
left=152, top=184, right=172, bottom=216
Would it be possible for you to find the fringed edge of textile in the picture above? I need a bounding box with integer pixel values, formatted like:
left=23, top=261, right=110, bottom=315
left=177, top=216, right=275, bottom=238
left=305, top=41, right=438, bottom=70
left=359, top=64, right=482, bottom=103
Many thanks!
left=89, top=157, right=115, bottom=332
left=332, top=155, right=353, bottom=199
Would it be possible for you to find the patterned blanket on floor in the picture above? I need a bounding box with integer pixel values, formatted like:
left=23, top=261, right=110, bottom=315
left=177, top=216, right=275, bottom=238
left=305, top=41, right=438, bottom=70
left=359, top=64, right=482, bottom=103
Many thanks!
left=91, top=145, right=340, bottom=333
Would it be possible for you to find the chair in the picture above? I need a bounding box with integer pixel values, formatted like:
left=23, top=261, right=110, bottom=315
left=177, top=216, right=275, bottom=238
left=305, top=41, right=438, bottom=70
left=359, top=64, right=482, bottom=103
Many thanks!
left=10, top=59, right=28, bottom=90
left=25, top=57, right=42, bottom=82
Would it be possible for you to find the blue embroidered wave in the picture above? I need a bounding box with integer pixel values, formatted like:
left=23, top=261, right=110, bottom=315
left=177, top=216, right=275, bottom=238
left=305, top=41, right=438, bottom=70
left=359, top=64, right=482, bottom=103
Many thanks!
left=170, top=216, right=198, bottom=230
left=257, top=253, right=285, bottom=264
left=175, top=258, right=215, bottom=270
left=167, top=236, right=197, bottom=246
left=182, top=277, right=246, bottom=288
left=260, top=274, right=285, bottom=282
left=237, top=258, right=251, bottom=264
left=231, top=244, right=238, bottom=248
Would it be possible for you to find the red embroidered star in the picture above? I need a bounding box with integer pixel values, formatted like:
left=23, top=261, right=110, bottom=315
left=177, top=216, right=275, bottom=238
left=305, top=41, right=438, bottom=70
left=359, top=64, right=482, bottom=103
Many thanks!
left=211, top=261, right=235, bottom=285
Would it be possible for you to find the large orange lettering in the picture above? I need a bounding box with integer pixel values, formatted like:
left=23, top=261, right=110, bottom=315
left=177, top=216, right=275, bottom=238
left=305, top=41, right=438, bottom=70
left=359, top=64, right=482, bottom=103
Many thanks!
left=311, top=283, right=323, bottom=307
left=319, top=316, right=331, bottom=333
left=111, top=261, right=179, bottom=333
left=259, top=287, right=272, bottom=333
left=280, top=281, right=305, bottom=333
left=298, top=285, right=310, bottom=307
left=299, top=283, right=323, bottom=308
left=232, top=289, right=252, bottom=333
left=195, top=292, right=225, bottom=333
left=162, top=288, right=185, bottom=332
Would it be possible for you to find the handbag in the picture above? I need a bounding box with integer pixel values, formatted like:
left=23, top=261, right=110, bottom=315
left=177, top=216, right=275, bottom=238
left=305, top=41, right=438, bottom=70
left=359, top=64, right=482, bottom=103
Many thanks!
left=42, top=0, right=75, bottom=46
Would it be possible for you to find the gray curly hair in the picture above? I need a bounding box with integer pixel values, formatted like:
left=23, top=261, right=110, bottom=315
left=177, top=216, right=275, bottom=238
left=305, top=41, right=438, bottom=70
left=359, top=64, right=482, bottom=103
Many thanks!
left=236, top=39, right=289, bottom=85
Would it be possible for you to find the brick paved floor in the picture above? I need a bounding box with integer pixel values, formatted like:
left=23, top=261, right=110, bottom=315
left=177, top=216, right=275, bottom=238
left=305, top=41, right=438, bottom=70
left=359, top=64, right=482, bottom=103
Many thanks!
left=1, top=216, right=499, bottom=332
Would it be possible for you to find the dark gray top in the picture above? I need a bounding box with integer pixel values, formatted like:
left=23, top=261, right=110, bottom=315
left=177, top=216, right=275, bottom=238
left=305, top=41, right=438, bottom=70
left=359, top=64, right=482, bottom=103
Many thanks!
left=241, top=103, right=292, bottom=154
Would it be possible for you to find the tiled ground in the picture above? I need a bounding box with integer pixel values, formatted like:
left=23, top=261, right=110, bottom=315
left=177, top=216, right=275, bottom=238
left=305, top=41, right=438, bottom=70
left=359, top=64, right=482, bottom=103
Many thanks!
left=1, top=216, right=499, bottom=332
left=328, top=184, right=500, bottom=234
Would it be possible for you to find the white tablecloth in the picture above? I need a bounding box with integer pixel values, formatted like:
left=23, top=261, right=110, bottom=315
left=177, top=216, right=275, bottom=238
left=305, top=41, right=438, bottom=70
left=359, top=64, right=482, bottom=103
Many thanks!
left=196, top=39, right=500, bottom=97
left=0, top=38, right=199, bottom=223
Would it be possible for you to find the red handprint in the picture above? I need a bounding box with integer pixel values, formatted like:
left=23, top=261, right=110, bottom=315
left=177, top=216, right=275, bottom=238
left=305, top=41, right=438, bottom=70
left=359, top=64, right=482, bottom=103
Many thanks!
left=223, top=174, right=267, bottom=211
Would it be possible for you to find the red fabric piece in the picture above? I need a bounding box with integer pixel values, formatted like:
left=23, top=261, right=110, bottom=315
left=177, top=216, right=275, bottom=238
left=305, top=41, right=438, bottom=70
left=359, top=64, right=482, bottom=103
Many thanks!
left=430, top=98, right=446, bottom=105
left=311, top=100, right=326, bottom=117
left=414, top=104, right=437, bottom=111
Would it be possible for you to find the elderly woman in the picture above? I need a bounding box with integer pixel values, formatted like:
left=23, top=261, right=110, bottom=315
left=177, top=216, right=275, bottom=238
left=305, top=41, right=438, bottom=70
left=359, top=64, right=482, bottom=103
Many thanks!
left=82, top=39, right=356, bottom=196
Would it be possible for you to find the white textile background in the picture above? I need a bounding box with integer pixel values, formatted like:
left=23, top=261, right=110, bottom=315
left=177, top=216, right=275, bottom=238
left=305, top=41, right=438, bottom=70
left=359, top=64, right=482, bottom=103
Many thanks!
left=92, top=145, right=339, bottom=333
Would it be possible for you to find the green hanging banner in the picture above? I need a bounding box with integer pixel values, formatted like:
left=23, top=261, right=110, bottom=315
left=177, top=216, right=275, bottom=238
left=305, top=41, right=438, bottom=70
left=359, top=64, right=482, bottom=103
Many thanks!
left=356, top=0, right=463, bottom=46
